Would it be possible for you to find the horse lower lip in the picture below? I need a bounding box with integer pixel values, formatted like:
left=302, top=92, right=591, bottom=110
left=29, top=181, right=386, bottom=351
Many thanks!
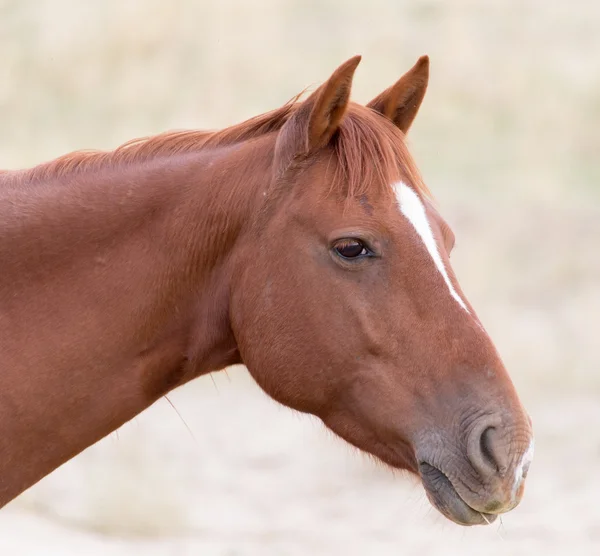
left=419, top=463, right=497, bottom=526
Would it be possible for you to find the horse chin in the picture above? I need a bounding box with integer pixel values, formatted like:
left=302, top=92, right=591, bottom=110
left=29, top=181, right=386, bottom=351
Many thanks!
left=419, top=463, right=497, bottom=526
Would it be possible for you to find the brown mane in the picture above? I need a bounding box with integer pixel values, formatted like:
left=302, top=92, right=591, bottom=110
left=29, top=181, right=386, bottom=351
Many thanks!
left=15, top=96, right=429, bottom=199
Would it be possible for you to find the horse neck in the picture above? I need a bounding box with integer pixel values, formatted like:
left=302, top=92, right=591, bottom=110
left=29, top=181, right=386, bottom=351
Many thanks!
left=0, top=137, right=272, bottom=506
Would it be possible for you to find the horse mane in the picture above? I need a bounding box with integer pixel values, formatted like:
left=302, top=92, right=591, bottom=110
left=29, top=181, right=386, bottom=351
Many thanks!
left=16, top=95, right=429, bottom=199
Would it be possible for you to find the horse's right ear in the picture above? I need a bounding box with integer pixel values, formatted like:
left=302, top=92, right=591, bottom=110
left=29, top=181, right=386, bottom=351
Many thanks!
left=276, top=56, right=361, bottom=167
left=304, top=55, right=361, bottom=152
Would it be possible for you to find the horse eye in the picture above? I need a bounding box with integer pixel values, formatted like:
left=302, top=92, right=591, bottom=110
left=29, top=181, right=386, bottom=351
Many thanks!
left=333, top=239, right=369, bottom=259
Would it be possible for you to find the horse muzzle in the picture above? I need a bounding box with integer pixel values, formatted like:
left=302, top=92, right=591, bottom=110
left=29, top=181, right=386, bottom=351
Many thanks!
left=416, top=422, right=534, bottom=526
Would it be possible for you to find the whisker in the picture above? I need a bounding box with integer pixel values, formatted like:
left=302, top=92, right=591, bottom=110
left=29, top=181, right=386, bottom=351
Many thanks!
left=497, top=515, right=506, bottom=539
left=164, top=395, right=196, bottom=442
left=479, top=512, right=506, bottom=541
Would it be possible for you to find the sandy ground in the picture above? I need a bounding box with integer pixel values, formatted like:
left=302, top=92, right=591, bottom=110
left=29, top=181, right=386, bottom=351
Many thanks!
left=1, top=0, right=599, bottom=553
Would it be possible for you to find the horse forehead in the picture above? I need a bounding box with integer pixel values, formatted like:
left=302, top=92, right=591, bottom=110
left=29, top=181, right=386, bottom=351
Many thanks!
left=392, top=181, right=469, bottom=313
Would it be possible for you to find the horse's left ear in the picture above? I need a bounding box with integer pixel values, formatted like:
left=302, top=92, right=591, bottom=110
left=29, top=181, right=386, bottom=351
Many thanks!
left=367, top=55, right=429, bottom=134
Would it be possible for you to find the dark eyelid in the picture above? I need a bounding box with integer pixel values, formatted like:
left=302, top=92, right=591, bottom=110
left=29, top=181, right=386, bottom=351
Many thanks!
left=334, top=236, right=375, bottom=253
left=331, top=238, right=377, bottom=263
left=328, top=230, right=382, bottom=263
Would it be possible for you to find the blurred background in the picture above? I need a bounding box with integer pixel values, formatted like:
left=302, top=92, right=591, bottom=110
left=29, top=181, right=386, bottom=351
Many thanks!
left=1, top=0, right=599, bottom=554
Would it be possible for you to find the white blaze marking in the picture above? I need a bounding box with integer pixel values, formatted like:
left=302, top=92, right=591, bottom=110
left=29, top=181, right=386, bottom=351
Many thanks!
left=515, top=438, right=534, bottom=484
left=393, top=182, right=469, bottom=312
left=510, top=437, right=534, bottom=503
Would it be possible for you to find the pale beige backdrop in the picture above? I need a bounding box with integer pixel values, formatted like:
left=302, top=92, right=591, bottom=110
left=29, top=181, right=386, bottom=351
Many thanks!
left=1, top=0, right=599, bottom=554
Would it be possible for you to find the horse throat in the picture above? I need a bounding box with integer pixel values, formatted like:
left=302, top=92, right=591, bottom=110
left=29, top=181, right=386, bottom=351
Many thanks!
left=0, top=146, right=266, bottom=507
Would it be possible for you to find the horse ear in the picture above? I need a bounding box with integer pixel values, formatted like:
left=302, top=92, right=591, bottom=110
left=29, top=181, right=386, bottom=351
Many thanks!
left=301, top=55, right=361, bottom=152
left=274, top=56, right=360, bottom=175
left=367, top=55, right=429, bottom=134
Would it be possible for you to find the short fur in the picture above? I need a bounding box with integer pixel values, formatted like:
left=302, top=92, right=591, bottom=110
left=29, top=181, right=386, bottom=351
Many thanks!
left=0, top=56, right=532, bottom=527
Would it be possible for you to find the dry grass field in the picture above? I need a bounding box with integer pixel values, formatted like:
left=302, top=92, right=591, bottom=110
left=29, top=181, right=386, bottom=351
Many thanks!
left=1, top=0, right=599, bottom=554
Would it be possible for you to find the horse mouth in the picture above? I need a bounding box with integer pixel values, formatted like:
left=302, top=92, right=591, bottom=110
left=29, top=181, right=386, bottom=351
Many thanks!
left=419, top=463, right=497, bottom=526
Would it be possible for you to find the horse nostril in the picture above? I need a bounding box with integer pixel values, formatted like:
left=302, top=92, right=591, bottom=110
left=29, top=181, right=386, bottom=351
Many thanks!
left=480, top=426, right=499, bottom=472
left=468, top=424, right=506, bottom=479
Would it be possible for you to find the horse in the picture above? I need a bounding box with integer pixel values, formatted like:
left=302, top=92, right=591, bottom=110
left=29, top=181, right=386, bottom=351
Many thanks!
left=0, top=55, right=533, bottom=526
